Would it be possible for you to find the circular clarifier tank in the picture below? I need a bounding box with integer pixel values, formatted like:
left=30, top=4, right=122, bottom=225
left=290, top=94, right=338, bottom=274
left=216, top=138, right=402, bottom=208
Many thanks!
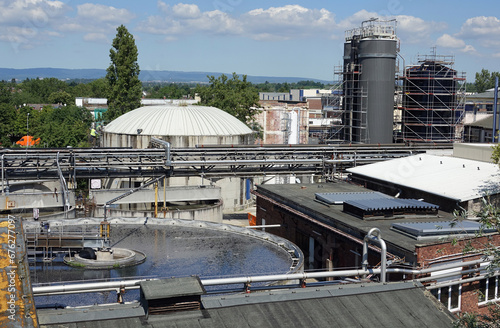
left=28, top=218, right=303, bottom=307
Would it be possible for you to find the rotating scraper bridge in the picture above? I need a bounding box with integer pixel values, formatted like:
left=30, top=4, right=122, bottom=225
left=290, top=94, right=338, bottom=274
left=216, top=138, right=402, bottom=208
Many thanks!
left=0, top=143, right=450, bottom=183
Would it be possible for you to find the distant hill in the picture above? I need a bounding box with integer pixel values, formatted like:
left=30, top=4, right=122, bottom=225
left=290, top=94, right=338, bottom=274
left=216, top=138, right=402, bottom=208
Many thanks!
left=0, top=67, right=330, bottom=84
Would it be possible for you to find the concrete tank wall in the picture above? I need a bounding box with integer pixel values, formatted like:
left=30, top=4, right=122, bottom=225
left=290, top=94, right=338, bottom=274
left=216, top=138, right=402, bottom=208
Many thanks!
left=94, top=202, right=223, bottom=223
left=101, top=133, right=254, bottom=148
left=358, top=39, right=397, bottom=143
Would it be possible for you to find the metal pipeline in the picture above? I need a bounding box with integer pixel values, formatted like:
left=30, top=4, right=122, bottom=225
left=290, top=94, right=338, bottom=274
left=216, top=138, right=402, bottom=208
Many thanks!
left=32, top=269, right=378, bottom=296
left=362, top=228, right=387, bottom=283
left=150, top=137, right=171, bottom=166
left=31, top=257, right=493, bottom=297
left=33, top=279, right=156, bottom=296
left=428, top=271, right=500, bottom=289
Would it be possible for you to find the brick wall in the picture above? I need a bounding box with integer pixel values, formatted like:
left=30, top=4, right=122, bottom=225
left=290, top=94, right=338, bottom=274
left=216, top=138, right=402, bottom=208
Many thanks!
left=257, top=196, right=388, bottom=272
left=417, top=234, right=500, bottom=315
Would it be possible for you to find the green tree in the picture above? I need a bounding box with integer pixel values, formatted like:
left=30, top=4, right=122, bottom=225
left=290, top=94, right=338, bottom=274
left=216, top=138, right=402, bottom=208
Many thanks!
left=48, top=91, right=74, bottom=105
left=0, top=103, right=17, bottom=146
left=88, top=78, right=110, bottom=98
left=196, top=73, right=259, bottom=124
left=34, top=105, right=92, bottom=147
left=145, top=83, right=192, bottom=99
left=475, top=69, right=500, bottom=93
left=0, top=80, right=13, bottom=104
left=105, top=25, right=141, bottom=121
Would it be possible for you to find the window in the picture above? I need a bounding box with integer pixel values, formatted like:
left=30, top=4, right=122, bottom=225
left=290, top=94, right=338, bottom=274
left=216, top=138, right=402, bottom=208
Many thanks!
left=430, top=285, right=461, bottom=311
left=479, top=276, right=499, bottom=304
left=429, top=261, right=462, bottom=312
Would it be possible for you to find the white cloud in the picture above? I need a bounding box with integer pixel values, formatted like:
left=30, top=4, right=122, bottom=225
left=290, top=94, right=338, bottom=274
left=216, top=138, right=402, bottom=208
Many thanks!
left=436, top=34, right=465, bottom=48
left=0, top=0, right=68, bottom=26
left=139, top=3, right=335, bottom=41
left=137, top=2, right=239, bottom=39
left=436, top=34, right=477, bottom=54
left=461, top=44, right=477, bottom=53
left=458, top=16, right=500, bottom=38
left=0, top=0, right=69, bottom=48
left=434, top=16, right=500, bottom=58
left=335, top=10, right=446, bottom=45
left=0, top=1, right=135, bottom=47
left=395, top=15, right=447, bottom=44
left=76, top=3, right=135, bottom=25
left=337, top=9, right=377, bottom=30
left=241, top=5, right=335, bottom=40
left=58, top=3, right=135, bottom=36
left=172, top=3, right=201, bottom=19
left=83, top=32, right=108, bottom=43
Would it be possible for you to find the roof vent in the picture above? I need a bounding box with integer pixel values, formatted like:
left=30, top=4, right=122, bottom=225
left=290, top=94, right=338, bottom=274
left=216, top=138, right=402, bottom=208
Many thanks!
left=391, top=220, right=496, bottom=240
left=343, top=198, right=438, bottom=220
left=140, top=277, right=206, bottom=317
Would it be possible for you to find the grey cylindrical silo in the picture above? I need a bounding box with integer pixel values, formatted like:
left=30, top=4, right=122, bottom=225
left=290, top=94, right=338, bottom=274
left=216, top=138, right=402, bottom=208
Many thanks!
left=358, top=38, right=397, bottom=143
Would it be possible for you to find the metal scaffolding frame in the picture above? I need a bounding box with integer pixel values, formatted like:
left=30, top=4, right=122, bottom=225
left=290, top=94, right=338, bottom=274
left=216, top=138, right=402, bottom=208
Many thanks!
left=400, top=54, right=466, bottom=143
left=323, top=65, right=368, bottom=143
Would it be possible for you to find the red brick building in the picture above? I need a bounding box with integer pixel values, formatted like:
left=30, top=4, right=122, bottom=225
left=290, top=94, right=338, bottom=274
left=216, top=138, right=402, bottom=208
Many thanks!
left=254, top=182, right=500, bottom=315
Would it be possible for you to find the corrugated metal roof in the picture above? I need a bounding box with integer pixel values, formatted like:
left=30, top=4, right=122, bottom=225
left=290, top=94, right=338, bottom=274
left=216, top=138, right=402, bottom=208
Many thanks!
left=345, top=198, right=439, bottom=211
left=315, top=191, right=392, bottom=204
left=39, top=282, right=454, bottom=328
left=103, top=105, right=253, bottom=136
left=347, top=154, right=500, bottom=201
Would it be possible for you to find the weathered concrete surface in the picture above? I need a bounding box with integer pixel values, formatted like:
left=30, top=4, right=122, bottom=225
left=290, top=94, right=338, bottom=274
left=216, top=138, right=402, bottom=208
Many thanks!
left=0, top=192, right=74, bottom=212
left=89, top=185, right=221, bottom=205
left=0, top=216, right=38, bottom=327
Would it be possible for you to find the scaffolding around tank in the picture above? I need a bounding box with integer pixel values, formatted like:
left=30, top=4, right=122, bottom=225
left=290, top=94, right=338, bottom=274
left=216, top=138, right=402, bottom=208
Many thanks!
left=399, top=53, right=466, bottom=143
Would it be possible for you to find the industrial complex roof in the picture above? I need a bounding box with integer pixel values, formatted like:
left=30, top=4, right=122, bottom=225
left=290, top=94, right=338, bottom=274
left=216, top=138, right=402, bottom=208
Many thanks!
left=103, top=105, right=253, bottom=136
left=347, top=154, right=500, bottom=202
left=38, top=281, right=453, bottom=328
left=255, top=183, right=458, bottom=258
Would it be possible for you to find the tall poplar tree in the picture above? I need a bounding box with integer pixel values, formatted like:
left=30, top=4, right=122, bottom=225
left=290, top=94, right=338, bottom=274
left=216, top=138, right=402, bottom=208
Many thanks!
left=105, top=25, right=141, bottom=121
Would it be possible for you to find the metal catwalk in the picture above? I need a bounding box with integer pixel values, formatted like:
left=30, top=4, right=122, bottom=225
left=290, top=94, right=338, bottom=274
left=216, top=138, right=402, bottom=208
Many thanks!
left=0, top=144, right=451, bottom=181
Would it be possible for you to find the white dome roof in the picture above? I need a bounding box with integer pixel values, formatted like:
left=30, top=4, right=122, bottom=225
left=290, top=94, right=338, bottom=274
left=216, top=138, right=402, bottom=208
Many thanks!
left=104, top=105, right=253, bottom=136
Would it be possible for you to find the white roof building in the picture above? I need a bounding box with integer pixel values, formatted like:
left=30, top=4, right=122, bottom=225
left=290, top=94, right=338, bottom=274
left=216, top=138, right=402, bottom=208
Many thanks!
left=347, top=154, right=500, bottom=212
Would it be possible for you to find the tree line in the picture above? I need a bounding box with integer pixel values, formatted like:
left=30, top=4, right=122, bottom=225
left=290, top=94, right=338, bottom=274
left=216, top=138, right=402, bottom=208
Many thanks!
left=1, top=23, right=497, bottom=148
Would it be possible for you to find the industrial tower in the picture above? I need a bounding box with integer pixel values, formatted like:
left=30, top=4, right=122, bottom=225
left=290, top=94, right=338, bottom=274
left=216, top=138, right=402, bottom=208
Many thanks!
left=339, top=18, right=398, bottom=144
left=400, top=54, right=466, bottom=143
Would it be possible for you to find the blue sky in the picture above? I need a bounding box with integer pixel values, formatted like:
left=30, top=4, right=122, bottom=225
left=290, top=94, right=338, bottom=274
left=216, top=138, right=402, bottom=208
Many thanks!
left=1, top=0, right=499, bottom=82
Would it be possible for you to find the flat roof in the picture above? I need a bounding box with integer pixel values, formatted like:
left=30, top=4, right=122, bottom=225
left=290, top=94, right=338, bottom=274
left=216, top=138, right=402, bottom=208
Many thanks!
left=347, top=154, right=500, bottom=201
left=255, top=183, right=459, bottom=258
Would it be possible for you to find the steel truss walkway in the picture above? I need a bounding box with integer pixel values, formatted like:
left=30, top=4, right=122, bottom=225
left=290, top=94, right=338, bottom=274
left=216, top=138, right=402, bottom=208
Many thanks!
left=0, top=144, right=450, bottom=183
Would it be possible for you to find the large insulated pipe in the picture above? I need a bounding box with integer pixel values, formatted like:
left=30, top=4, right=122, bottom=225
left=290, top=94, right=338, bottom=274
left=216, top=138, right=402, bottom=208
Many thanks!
left=362, top=228, right=387, bottom=283
left=494, top=77, right=499, bottom=142
left=32, top=256, right=491, bottom=296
